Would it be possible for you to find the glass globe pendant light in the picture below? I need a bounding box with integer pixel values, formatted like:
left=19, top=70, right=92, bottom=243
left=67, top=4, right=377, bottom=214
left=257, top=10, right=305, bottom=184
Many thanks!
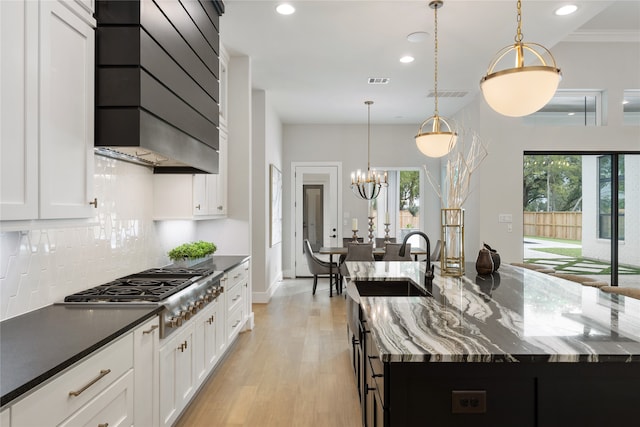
left=350, top=101, right=388, bottom=200
left=480, top=0, right=562, bottom=117
left=415, top=0, right=457, bottom=158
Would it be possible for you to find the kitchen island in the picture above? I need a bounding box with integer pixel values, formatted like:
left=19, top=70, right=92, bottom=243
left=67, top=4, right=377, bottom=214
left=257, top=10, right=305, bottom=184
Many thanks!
left=345, top=261, right=640, bottom=427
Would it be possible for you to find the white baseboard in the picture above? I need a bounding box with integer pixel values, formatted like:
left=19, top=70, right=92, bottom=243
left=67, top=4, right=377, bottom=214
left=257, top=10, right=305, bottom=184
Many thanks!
left=252, top=272, right=283, bottom=303
left=283, top=269, right=295, bottom=279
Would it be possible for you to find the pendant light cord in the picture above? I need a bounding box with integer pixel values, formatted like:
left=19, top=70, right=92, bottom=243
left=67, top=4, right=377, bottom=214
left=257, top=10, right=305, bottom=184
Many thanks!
left=515, top=0, right=523, bottom=43
left=433, top=2, right=439, bottom=116
left=366, top=100, right=373, bottom=172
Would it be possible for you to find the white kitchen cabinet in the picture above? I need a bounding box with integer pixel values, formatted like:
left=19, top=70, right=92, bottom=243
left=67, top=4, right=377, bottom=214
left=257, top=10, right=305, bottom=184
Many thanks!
left=133, top=317, right=160, bottom=427
left=194, top=298, right=220, bottom=385
left=0, top=407, right=9, bottom=427
left=153, top=133, right=228, bottom=220
left=11, top=334, right=134, bottom=426
left=158, top=324, right=196, bottom=427
left=224, top=261, right=249, bottom=343
left=0, top=0, right=96, bottom=221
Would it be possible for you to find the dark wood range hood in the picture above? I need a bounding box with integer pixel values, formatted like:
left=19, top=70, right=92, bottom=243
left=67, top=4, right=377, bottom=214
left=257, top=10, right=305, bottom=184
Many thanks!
left=95, top=0, right=224, bottom=174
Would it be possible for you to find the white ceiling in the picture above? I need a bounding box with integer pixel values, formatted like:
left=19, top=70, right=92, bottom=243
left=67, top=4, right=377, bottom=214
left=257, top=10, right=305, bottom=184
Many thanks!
left=220, top=0, right=640, bottom=125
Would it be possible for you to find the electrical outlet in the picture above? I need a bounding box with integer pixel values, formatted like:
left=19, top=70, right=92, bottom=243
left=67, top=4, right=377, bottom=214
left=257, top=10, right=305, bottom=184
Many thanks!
left=507, top=223, right=513, bottom=233
left=451, top=390, right=487, bottom=414
left=498, top=214, right=512, bottom=223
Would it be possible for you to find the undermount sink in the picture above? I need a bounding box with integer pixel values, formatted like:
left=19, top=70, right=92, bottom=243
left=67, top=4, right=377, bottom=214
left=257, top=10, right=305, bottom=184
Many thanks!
left=354, top=279, right=428, bottom=297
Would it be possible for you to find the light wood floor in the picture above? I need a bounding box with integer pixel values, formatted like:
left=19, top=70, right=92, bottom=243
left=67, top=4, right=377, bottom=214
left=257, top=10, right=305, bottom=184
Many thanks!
left=175, top=278, right=362, bottom=427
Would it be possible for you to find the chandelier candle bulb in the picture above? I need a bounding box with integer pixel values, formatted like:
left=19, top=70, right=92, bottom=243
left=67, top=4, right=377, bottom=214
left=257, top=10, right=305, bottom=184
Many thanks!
left=352, top=218, right=358, bottom=230
left=385, top=211, right=390, bottom=224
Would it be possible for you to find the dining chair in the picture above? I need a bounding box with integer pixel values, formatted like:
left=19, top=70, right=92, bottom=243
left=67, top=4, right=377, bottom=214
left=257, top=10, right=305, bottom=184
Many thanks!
left=303, top=239, right=339, bottom=296
left=430, top=239, right=442, bottom=262
left=339, top=243, right=375, bottom=291
left=375, top=237, right=396, bottom=248
left=382, top=243, right=412, bottom=261
left=343, top=237, right=364, bottom=247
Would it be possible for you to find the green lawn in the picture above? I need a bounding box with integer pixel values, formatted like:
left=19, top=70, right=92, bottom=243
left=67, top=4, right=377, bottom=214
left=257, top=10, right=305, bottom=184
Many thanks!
left=532, top=247, right=582, bottom=257
left=524, top=235, right=581, bottom=245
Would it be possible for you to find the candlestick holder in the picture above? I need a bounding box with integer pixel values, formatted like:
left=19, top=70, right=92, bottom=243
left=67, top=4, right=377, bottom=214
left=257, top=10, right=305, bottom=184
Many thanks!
left=352, top=229, right=359, bottom=242
left=367, top=216, right=375, bottom=243
left=383, top=223, right=391, bottom=243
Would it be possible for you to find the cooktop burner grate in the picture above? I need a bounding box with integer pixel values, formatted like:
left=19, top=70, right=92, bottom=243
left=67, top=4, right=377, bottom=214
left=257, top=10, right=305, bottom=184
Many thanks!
left=63, top=277, right=195, bottom=302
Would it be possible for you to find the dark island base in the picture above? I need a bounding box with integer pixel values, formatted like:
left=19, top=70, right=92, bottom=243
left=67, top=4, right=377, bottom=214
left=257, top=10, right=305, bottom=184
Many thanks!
left=379, top=362, right=640, bottom=427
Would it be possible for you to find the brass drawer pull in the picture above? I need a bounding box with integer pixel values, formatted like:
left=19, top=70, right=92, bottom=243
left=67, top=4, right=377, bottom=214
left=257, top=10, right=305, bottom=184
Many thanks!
left=98, top=423, right=109, bottom=427
left=232, top=320, right=241, bottom=328
left=232, top=295, right=241, bottom=302
left=69, top=369, right=111, bottom=397
left=142, top=324, right=159, bottom=334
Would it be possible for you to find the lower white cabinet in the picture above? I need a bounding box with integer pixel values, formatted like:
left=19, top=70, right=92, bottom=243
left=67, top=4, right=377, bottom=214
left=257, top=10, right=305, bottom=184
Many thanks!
left=1, top=407, right=9, bottom=427
left=158, top=324, right=196, bottom=427
left=11, top=334, right=134, bottom=426
left=133, top=317, right=160, bottom=427
left=194, top=299, right=220, bottom=385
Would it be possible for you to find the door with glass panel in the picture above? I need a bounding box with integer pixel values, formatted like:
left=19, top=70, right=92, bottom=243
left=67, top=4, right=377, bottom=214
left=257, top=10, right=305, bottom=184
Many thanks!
left=294, top=165, right=340, bottom=277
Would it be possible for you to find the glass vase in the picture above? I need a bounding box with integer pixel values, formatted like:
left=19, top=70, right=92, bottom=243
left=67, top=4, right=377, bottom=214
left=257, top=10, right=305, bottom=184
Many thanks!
left=441, top=208, right=464, bottom=277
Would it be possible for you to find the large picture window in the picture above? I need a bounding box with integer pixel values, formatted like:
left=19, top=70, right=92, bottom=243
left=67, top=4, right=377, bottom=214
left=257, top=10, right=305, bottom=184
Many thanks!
left=598, top=155, right=625, bottom=240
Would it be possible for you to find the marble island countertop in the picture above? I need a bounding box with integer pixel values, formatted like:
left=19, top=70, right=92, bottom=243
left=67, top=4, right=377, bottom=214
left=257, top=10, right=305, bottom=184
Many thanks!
left=345, top=261, right=640, bottom=363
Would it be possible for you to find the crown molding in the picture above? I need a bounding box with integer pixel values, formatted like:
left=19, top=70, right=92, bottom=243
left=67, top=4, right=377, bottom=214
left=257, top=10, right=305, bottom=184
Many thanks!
left=564, top=30, right=640, bottom=43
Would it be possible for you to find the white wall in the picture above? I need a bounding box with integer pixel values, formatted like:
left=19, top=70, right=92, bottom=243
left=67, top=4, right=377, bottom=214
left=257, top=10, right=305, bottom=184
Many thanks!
left=0, top=156, right=168, bottom=320
left=197, top=55, right=252, bottom=258
left=282, top=124, right=443, bottom=275
left=454, top=40, right=640, bottom=263
left=250, top=90, right=284, bottom=302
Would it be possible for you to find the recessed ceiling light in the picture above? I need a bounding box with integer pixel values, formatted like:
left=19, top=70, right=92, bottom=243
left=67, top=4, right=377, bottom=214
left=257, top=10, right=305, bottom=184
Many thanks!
left=555, top=5, right=577, bottom=16
left=276, top=4, right=295, bottom=15
left=400, top=56, right=415, bottom=63
left=407, top=31, right=429, bottom=43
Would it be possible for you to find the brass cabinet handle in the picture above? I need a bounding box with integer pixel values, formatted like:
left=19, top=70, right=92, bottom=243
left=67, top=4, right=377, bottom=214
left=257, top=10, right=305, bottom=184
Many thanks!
left=69, top=369, right=111, bottom=397
left=195, top=204, right=201, bottom=210
left=233, top=274, right=240, bottom=279
left=217, top=205, right=223, bottom=210
left=98, top=424, right=109, bottom=427
left=232, top=320, right=241, bottom=328
left=142, top=324, right=159, bottom=334
left=178, top=340, right=188, bottom=352
left=232, top=295, right=241, bottom=302
left=89, top=198, right=98, bottom=208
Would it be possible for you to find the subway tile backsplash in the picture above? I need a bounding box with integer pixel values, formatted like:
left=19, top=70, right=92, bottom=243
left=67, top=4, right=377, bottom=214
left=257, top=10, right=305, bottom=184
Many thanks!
left=0, top=156, right=168, bottom=320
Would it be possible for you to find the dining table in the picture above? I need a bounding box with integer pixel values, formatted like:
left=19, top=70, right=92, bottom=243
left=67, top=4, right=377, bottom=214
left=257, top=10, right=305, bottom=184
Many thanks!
left=318, top=245, right=428, bottom=295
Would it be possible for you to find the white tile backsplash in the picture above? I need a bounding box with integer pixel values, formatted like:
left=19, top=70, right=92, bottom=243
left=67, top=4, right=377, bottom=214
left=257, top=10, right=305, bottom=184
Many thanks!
left=0, top=155, right=168, bottom=320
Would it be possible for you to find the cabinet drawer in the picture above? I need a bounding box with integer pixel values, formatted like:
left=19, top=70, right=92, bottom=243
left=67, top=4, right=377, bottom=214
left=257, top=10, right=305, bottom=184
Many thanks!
left=226, top=306, right=244, bottom=343
left=12, top=334, right=134, bottom=426
left=227, top=262, right=249, bottom=289
left=59, top=369, right=134, bottom=427
left=226, top=281, right=243, bottom=314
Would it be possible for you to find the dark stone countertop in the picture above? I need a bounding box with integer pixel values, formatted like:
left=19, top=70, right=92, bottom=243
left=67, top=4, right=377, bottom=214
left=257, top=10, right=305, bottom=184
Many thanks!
left=346, top=261, right=640, bottom=363
left=0, top=305, right=162, bottom=407
left=0, top=255, right=250, bottom=408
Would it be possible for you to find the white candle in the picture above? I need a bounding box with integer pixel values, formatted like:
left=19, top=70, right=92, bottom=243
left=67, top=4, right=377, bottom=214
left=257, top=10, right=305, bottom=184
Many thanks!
left=385, top=211, right=390, bottom=224
left=352, top=218, right=358, bottom=230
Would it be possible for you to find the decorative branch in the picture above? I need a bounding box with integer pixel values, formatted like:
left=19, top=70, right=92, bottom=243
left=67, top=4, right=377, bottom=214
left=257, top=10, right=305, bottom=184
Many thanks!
left=424, top=129, right=488, bottom=209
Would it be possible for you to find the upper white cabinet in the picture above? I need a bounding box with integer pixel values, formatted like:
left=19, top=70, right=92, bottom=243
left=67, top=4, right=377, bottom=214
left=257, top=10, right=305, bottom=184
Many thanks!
left=153, top=133, right=228, bottom=220
left=0, top=0, right=96, bottom=221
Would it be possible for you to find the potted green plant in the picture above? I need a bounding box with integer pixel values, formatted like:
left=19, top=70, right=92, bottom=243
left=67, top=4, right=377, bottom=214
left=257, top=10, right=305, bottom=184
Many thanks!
left=168, top=240, right=217, bottom=266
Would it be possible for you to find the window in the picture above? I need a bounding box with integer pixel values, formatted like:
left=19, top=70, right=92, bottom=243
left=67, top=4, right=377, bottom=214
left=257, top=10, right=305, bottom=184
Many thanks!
left=623, top=89, right=640, bottom=126
left=523, top=90, right=603, bottom=126
left=598, top=155, right=625, bottom=240
left=373, top=169, right=422, bottom=246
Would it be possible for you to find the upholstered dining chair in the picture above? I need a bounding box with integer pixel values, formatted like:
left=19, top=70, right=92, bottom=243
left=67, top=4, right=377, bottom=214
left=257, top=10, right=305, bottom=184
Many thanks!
left=375, top=237, right=396, bottom=248
left=430, top=239, right=442, bottom=262
left=343, top=237, right=364, bottom=247
left=303, top=239, right=339, bottom=296
left=382, top=243, right=412, bottom=261
left=339, top=243, right=375, bottom=291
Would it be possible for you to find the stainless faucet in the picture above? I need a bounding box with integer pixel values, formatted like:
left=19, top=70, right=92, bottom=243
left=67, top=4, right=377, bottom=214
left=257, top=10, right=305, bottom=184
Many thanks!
left=399, top=231, right=435, bottom=290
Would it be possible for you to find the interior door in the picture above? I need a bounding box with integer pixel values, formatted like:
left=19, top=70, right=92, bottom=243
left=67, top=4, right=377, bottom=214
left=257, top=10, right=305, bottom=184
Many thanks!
left=295, top=165, right=340, bottom=277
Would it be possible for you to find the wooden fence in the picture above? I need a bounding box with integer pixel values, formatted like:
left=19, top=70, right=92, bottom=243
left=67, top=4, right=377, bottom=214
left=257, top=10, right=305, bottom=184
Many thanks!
left=523, top=211, right=582, bottom=241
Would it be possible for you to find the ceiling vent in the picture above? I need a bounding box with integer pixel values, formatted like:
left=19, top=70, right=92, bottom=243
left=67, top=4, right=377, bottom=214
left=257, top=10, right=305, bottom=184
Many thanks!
left=427, top=90, right=468, bottom=98
left=368, top=78, right=390, bottom=85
